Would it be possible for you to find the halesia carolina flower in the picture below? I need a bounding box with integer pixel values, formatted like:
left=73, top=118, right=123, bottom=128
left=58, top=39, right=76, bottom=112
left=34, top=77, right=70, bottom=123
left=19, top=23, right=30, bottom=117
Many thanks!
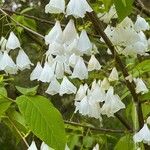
left=0, top=51, right=18, bottom=74
left=28, top=141, right=38, bottom=150
left=133, top=123, right=150, bottom=145
left=0, top=37, right=7, bottom=51
left=6, top=32, right=20, bottom=50
left=63, top=19, right=78, bottom=45
left=40, top=142, right=54, bottom=150
left=54, top=62, right=64, bottom=79
left=101, top=77, right=110, bottom=91
left=71, top=57, right=88, bottom=80
left=134, top=78, right=149, bottom=94
left=101, top=86, right=125, bottom=117
left=46, top=77, right=60, bottom=95
left=75, top=84, right=88, bottom=101
left=66, top=0, right=93, bottom=18
left=74, top=95, right=101, bottom=119
left=45, top=0, right=65, bottom=14
left=90, top=83, right=105, bottom=103
left=88, top=55, right=102, bottom=71
left=92, top=144, right=99, bottom=150
left=147, top=116, right=150, bottom=125
left=45, top=21, right=63, bottom=45
left=30, top=62, right=42, bottom=81
left=38, top=62, right=54, bottom=83
left=59, top=76, right=77, bottom=96
left=77, top=30, right=92, bottom=55
left=69, top=53, right=80, bottom=68
left=134, top=15, right=150, bottom=32
left=108, top=67, right=119, bottom=82
left=98, top=5, right=118, bottom=23
left=16, top=49, right=33, bottom=70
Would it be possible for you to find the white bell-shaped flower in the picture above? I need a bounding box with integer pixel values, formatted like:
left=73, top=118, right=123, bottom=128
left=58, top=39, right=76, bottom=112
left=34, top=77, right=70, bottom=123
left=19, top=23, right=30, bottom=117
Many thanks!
left=45, top=21, right=63, bottom=45
left=101, top=87, right=125, bottom=117
left=133, top=123, right=150, bottom=145
left=108, top=67, right=119, bottom=82
left=47, top=42, right=64, bottom=56
left=63, top=19, right=78, bottom=45
left=71, top=57, right=88, bottom=80
left=40, top=142, right=52, bottom=150
left=0, top=51, right=17, bottom=74
left=45, top=77, right=60, bottom=95
left=101, top=78, right=110, bottom=91
left=90, top=83, right=105, bottom=103
left=98, top=5, right=117, bottom=23
left=6, top=32, right=20, bottom=50
left=54, top=62, right=64, bottom=79
left=147, top=116, right=150, bottom=125
left=38, top=62, right=54, bottom=83
left=88, top=55, right=101, bottom=71
left=134, top=78, right=149, bottom=94
left=75, top=84, right=88, bottom=101
left=65, top=144, right=70, bottom=150
left=59, top=76, right=77, bottom=96
left=0, top=37, right=7, bottom=51
left=30, top=62, right=42, bottom=81
left=92, top=144, right=99, bottom=150
left=16, top=49, right=33, bottom=70
left=28, top=141, right=38, bottom=150
left=69, top=53, right=80, bottom=68
left=66, top=0, right=93, bottom=18
left=75, top=95, right=101, bottom=119
left=45, top=0, right=65, bottom=14
left=135, top=15, right=150, bottom=32
left=77, top=30, right=92, bottom=54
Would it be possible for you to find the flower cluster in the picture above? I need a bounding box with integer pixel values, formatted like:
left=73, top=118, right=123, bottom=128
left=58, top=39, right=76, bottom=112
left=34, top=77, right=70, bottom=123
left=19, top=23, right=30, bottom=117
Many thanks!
left=0, top=32, right=32, bottom=74
left=102, top=15, right=150, bottom=56
left=30, top=19, right=101, bottom=96
left=133, top=123, right=150, bottom=145
left=74, top=79, right=125, bottom=119
left=45, top=0, right=93, bottom=18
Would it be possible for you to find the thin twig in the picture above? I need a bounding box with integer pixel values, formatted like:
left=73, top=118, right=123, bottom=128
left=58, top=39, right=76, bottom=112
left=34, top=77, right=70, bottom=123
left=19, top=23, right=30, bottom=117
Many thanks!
left=64, top=120, right=132, bottom=133
left=0, top=8, right=44, bottom=39
left=134, top=0, right=150, bottom=16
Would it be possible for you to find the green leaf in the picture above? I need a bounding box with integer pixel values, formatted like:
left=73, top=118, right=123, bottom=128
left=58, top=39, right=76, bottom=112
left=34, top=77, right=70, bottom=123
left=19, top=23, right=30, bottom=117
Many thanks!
left=115, top=134, right=134, bottom=150
left=0, top=86, right=7, bottom=97
left=102, top=0, right=113, bottom=11
left=0, top=97, right=12, bottom=118
left=132, top=60, right=150, bottom=77
left=16, top=95, right=66, bottom=150
left=0, top=86, right=13, bottom=117
left=15, top=85, right=39, bottom=96
left=114, top=0, right=134, bottom=21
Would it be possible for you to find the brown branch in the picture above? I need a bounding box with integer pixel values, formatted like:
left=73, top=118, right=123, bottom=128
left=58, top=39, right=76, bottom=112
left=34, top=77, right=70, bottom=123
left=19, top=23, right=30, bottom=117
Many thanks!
left=64, top=120, right=132, bottom=133
left=134, top=0, right=150, bottom=16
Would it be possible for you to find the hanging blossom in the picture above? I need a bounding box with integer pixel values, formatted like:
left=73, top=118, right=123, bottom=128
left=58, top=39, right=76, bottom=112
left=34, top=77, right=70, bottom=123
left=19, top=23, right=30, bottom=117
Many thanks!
left=45, top=0, right=65, bottom=14
left=74, top=80, right=125, bottom=119
left=30, top=19, right=102, bottom=96
left=0, top=32, right=32, bottom=74
left=92, top=144, right=99, bottom=150
left=98, top=5, right=118, bottom=23
left=66, top=0, right=93, bottom=18
left=108, top=67, right=119, bottom=82
left=134, top=78, right=149, bottom=94
left=133, top=123, right=150, bottom=145
left=101, top=16, right=150, bottom=56
left=101, top=86, right=125, bottom=117
left=45, top=0, right=93, bottom=18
